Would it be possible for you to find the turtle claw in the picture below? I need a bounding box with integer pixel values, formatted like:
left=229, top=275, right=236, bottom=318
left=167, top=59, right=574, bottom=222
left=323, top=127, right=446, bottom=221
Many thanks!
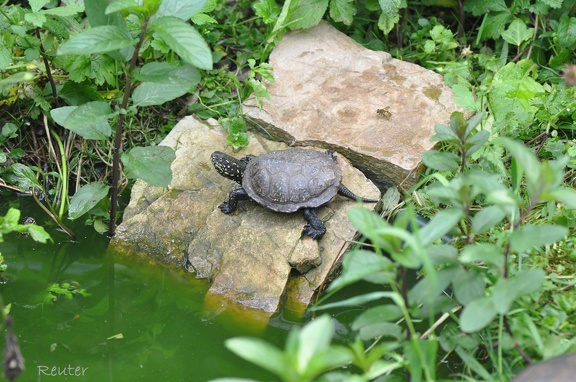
left=219, top=201, right=236, bottom=214
left=301, top=223, right=326, bottom=240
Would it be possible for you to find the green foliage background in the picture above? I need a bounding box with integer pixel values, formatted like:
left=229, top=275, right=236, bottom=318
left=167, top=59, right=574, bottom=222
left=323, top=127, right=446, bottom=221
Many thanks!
left=1, top=0, right=576, bottom=380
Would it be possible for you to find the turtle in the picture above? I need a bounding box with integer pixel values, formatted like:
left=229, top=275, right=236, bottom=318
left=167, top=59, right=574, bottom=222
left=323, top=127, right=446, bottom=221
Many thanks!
left=211, top=148, right=378, bottom=240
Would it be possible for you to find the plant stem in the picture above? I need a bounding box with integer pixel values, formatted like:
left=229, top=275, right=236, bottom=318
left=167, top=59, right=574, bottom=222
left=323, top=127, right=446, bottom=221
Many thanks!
left=108, top=18, right=149, bottom=236
left=35, top=28, right=59, bottom=108
left=52, top=132, right=68, bottom=220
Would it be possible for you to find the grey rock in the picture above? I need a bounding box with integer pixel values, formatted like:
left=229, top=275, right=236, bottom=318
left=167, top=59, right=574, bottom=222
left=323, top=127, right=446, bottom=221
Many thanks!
left=244, top=21, right=465, bottom=189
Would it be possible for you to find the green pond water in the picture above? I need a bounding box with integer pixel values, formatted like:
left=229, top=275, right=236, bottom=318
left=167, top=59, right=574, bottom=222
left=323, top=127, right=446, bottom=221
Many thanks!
left=1, top=195, right=309, bottom=382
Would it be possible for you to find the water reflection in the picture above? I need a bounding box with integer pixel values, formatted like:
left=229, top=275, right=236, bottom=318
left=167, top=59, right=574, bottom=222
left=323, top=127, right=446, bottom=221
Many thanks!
left=0, top=197, right=284, bottom=381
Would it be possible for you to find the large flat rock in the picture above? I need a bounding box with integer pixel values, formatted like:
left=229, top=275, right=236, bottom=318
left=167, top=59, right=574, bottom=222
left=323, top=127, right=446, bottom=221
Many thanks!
left=109, top=117, right=380, bottom=317
left=245, top=21, right=464, bottom=189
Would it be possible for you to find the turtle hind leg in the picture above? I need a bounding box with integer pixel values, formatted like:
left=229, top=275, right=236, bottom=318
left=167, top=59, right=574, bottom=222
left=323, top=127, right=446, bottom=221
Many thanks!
left=301, top=208, right=327, bottom=240
left=219, top=188, right=249, bottom=214
left=338, top=184, right=379, bottom=203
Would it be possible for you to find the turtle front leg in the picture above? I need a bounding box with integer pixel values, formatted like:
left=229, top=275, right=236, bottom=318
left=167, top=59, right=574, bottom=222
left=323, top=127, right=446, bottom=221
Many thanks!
left=219, top=188, right=249, bottom=214
left=302, top=208, right=327, bottom=240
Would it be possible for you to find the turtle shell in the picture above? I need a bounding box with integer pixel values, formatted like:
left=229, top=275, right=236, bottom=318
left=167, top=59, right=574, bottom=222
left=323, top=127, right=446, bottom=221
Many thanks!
left=242, top=148, right=343, bottom=213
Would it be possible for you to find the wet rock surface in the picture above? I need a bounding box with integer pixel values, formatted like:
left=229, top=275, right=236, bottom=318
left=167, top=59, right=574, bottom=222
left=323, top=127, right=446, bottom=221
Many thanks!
left=110, top=116, right=380, bottom=314
left=245, top=21, right=464, bottom=189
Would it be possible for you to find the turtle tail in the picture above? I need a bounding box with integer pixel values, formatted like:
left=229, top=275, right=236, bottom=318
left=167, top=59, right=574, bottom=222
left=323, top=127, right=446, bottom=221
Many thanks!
left=338, top=184, right=379, bottom=203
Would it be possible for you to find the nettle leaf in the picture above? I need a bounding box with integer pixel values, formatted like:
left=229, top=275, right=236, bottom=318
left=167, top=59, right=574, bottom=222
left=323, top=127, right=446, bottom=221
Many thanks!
left=329, top=0, right=356, bottom=26
left=57, top=25, right=134, bottom=55
left=286, top=0, right=328, bottom=30
left=105, top=0, right=147, bottom=15
left=451, top=84, right=479, bottom=111
left=557, top=15, right=576, bottom=49
left=510, top=224, right=568, bottom=253
left=154, top=0, right=207, bottom=20
left=29, top=0, right=49, bottom=13
left=24, top=12, right=47, bottom=27
left=51, top=102, right=113, bottom=140
left=132, top=63, right=201, bottom=106
left=40, top=4, right=84, bottom=16
left=68, top=182, right=110, bottom=220
left=254, top=0, right=281, bottom=24
left=377, top=10, right=400, bottom=34
left=121, top=146, right=176, bottom=187
left=152, top=16, right=212, bottom=70
left=501, top=19, right=533, bottom=46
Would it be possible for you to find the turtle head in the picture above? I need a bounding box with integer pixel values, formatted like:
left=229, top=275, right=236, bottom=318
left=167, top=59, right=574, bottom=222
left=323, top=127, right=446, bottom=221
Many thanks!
left=211, top=151, right=247, bottom=184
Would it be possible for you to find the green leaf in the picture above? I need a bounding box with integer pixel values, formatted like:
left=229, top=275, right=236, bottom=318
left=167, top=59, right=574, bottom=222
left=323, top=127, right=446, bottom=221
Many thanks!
left=68, top=182, right=110, bottom=220
left=352, top=305, right=404, bottom=328
left=491, top=269, right=545, bottom=314
left=105, top=0, right=147, bottom=15
left=501, top=18, right=533, bottom=46
left=50, top=102, right=113, bottom=140
left=460, top=297, right=497, bottom=332
left=26, top=225, right=51, bottom=243
left=132, top=63, right=200, bottom=106
left=510, top=224, right=568, bottom=253
left=154, top=0, right=207, bottom=20
left=557, top=15, right=576, bottom=49
left=327, top=250, right=395, bottom=291
left=422, top=150, right=459, bottom=171
left=460, top=243, right=505, bottom=270
left=358, top=321, right=403, bottom=341
left=471, top=205, right=507, bottom=234
left=58, top=82, right=101, bottom=106
left=297, top=315, right=333, bottom=372
left=329, top=0, right=356, bottom=25
left=225, top=338, right=284, bottom=377
left=316, top=292, right=398, bottom=311
left=419, top=208, right=462, bottom=246
left=5, top=163, right=42, bottom=191
left=547, top=187, right=576, bottom=209
left=498, top=137, right=540, bottom=192
left=454, top=347, right=492, bottom=380
left=378, top=11, right=400, bottom=34
left=1, top=208, right=20, bottom=232
left=254, top=0, right=281, bottom=24
left=453, top=268, right=485, bottom=305
left=40, top=4, right=84, bottom=16
left=121, top=146, right=176, bottom=187
left=29, top=0, right=49, bottom=13
left=286, top=0, right=328, bottom=30
left=57, top=25, right=134, bottom=55
left=24, top=12, right=47, bottom=27
left=151, top=16, right=212, bottom=70
left=451, top=84, right=478, bottom=111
